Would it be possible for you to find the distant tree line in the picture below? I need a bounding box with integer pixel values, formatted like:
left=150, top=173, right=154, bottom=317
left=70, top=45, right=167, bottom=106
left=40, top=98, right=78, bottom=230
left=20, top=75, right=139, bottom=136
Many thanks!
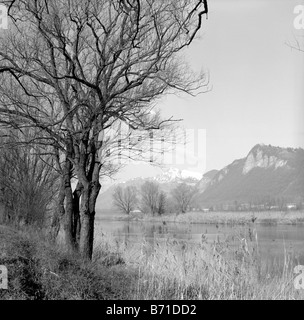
left=203, top=197, right=304, bottom=212
left=112, top=181, right=198, bottom=215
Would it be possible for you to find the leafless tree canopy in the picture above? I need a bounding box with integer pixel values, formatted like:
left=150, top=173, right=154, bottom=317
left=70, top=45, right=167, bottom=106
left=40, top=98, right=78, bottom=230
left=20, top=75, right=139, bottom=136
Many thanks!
left=140, top=181, right=160, bottom=215
left=171, top=183, right=197, bottom=213
left=0, top=0, right=209, bottom=259
left=112, top=185, right=138, bottom=214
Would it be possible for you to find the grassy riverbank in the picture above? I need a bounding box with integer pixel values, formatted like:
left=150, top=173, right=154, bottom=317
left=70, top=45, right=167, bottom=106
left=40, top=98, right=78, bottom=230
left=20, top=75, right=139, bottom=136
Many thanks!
left=1, top=225, right=303, bottom=300
left=0, top=225, right=135, bottom=300
left=97, top=210, right=304, bottom=225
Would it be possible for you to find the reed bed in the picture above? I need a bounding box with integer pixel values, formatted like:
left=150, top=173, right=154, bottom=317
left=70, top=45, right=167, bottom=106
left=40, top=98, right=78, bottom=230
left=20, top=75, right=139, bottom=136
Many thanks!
left=94, top=227, right=304, bottom=300
left=1, top=224, right=303, bottom=300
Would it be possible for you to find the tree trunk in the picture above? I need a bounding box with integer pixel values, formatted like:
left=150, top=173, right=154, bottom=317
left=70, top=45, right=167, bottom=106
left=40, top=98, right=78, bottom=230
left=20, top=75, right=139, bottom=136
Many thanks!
left=79, top=160, right=101, bottom=260
left=64, top=181, right=75, bottom=252
left=72, top=182, right=83, bottom=250
left=56, top=159, right=76, bottom=253
left=79, top=197, right=94, bottom=260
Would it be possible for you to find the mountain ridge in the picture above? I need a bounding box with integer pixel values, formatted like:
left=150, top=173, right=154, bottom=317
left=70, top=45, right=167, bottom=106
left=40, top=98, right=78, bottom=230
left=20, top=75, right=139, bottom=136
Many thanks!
left=195, top=144, right=304, bottom=208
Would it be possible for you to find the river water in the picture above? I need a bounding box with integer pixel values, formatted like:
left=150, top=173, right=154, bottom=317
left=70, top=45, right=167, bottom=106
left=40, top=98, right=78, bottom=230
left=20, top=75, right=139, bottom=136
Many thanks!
left=94, top=218, right=304, bottom=267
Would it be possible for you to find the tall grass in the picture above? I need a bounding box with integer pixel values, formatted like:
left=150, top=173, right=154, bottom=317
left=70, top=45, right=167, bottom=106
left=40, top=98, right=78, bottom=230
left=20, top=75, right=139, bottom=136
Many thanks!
left=94, top=227, right=304, bottom=300
left=1, top=224, right=303, bottom=300
left=0, top=226, right=133, bottom=300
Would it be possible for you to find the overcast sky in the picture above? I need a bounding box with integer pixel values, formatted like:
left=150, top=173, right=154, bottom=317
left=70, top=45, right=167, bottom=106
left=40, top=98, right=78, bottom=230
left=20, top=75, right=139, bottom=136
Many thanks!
left=111, top=0, right=304, bottom=183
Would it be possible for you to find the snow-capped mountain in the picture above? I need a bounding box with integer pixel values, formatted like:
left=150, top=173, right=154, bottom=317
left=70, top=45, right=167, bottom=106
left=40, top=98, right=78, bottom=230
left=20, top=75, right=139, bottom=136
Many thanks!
left=153, top=167, right=202, bottom=183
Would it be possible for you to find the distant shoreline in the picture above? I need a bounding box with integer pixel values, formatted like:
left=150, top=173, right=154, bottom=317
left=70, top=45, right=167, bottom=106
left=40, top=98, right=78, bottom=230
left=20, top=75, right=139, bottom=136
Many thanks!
left=96, top=210, right=304, bottom=225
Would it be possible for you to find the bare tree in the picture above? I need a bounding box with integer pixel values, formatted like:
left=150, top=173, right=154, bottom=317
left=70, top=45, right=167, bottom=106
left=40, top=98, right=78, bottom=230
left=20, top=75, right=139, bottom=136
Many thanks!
left=112, top=185, right=138, bottom=214
left=172, top=183, right=197, bottom=213
left=0, top=0, right=209, bottom=259
left=141, top=181, right=160, bottom=215
left=0, top=130, right=59, bottom=226
left=157, top=191, right=167, bottom=215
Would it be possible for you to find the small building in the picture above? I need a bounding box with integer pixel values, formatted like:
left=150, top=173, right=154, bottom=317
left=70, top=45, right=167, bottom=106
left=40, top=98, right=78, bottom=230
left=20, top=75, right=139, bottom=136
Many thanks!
left=286, top=203, right=297, bottom=210
left=131, top=209, right=142, bottom=214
